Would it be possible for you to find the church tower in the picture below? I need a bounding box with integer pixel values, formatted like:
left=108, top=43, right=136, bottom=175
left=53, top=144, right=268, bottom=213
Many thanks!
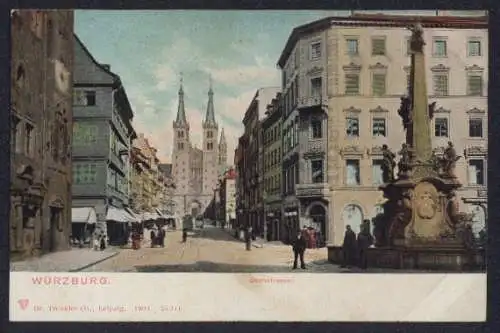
left=172, top=76, right=191, bottom=215
left=202, top=77, right=219, bottom=197
left=218, top=127, right=228, bottom=175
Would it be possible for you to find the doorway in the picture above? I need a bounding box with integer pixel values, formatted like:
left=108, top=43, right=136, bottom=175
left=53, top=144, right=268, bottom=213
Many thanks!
left=49, top=207, right=61, bottom=251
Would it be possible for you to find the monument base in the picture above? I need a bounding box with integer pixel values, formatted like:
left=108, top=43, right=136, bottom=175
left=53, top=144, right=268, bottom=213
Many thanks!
left=327, top=246, right=485, bottom=272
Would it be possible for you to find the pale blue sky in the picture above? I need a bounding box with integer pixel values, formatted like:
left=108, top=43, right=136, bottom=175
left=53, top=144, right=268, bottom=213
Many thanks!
left=74, top=10, right=479, bottom=162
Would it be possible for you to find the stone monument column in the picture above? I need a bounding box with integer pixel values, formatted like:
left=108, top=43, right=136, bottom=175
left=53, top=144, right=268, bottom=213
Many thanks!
left=409, top=23, right=433, bottom=163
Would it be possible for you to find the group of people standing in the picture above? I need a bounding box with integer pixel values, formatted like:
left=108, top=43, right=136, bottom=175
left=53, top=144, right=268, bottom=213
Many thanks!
left=341, top=220, right=374, bottom=269
left=150, top=224, right=167, bottom=248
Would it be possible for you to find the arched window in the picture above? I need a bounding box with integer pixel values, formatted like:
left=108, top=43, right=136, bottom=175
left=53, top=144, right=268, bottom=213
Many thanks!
left=343, top=204, right=363, bottom=235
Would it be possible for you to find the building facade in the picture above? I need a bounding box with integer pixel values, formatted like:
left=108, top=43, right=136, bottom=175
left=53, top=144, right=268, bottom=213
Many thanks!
left=217, top=167, right=237, bottom=228
left=262, top=93, right=284, bottom=241
left=10, top=10, right=74, bottom=258
left=171, top=80, right=227, bottom=217
left=158, top=163, right=176, bottom=217
left=241, top=87, right=281, bottom=238
left=72, top=35, right=137, bottom=229
left=277, top=13, right=488, bottom=246
left=234, top=136, right=247, bottom=235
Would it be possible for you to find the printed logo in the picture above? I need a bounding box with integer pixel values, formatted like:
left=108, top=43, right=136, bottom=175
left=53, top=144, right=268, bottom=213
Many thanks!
left=17, top=299, right=29, bottom=310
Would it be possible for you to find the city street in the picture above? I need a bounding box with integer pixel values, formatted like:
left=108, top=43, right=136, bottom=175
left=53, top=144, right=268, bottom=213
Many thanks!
left=82, top=225, right=340, bottom=273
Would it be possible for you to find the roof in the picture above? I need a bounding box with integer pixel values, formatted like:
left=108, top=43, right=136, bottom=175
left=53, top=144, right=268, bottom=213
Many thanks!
left=277, top=13, right=488, bottom=68
left=74, top=33, right=136, bottom=125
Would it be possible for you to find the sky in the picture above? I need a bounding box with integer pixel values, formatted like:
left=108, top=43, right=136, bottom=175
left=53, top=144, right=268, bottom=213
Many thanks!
left=74, top=10, right=485, bottom=164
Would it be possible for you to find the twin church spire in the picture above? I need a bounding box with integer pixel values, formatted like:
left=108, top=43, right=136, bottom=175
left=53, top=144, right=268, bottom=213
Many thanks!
left=173, top=73, right=224, bottom=144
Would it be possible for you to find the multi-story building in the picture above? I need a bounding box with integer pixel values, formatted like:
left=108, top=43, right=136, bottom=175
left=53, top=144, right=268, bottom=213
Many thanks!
left=262, top=93, right=284, bottom=241
left=171, top=79, right=227, bottom=217
left=241, top=87, right=280, bottom=238
left=10, top=10, right=74, bottom=258
left=216, top=167, right=237, bottom=229
left=72, top=34, right=137, bottom=240
left=158, top=163, right=176, bottom=217
left=277, top=13, right=488, bottom=246
left=234, top=136, right=247, bottom=235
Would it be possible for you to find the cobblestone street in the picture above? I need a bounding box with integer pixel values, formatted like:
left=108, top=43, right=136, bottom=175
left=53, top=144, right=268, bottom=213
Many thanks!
left=82, top=225, right=341, bottom=273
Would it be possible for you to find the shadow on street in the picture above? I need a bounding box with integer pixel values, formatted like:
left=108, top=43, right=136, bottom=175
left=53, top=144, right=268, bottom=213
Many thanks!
left=189, top=227, right=243, bottom=243
left=134, top=260, right=332, bottom=273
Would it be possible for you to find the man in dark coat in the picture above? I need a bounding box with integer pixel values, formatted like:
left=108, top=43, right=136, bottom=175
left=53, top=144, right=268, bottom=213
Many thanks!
left=292, top=231, right=307, bottom=269
left=341, top=225, right=357, bottom=268
left=182, top=228, right=188, bottom=243
left=357, top=220, right=374, bottom=269
left=245, top=226, right=252, bottom=251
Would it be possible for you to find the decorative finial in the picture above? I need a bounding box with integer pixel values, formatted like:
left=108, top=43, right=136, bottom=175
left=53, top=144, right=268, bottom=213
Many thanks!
left=209, top=74, right=213, bottom=92
left=180, top=72, right=183, bottom=85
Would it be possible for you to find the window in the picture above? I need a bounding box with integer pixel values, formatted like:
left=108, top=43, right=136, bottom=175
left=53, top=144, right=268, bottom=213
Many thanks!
left=371, top=37, right=386, bottom=55
left=468, top=159, right=485, bottom=185
left=372, top=73, right=386, bottom=96
left=178, top=142, right=184, bottom=150
left=468, top=75, right=483, bottom=96
left=433, top=74, right=449, bottom=96
left=345, top=74, right=360, bottom=95
left=311, top=160, right=324, bottom=183
left=346, top=160, right=360, bottom=185
left=372, top=160, right=384, bottom=185
left=434, top=118, right=448, bottom=137
left=73, top=163, right=97, bottom=184
left=74, top=90, right=96, bottom=106
left=30, top=10, right=43, bottom=38
left=347, top=39, right=359, bottom=55
left=372, top=118, right=386, bottom=137
left=433, top=39, right=447, bottom=57
left=405, top=38, right=411, bottom=55
left=310, top=77, right=322, bottom=97
left=310, top=42, right=321, bottom=60
left=207, top=142, right=213, bottom=150
left=207, top=131, right=213, bottom=138
left=311, top=119, right=322, bottom=139
left=12, top=115, right=22, bottom=153
left=25, top=123, right=34, bottom=156
left=178, top=131, right=184, bottom=138
left=406, top=73, right=411, bottom=94
left=346, top=117, right=359, bottom=137
left=85, top=91, right=96, bottom=106
left=469, top=118, right=483, bottom=138
left=468, top=40, right=482, bottom=56
left=73, top=123, right=98, bottom=146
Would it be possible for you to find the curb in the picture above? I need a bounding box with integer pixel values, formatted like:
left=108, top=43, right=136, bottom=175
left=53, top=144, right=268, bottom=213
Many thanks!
left=69, top=251, right=120, bottom=272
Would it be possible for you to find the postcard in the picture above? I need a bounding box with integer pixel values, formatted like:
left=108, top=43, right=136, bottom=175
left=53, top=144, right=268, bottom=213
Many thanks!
left=9, top=9, right=487, bottom=322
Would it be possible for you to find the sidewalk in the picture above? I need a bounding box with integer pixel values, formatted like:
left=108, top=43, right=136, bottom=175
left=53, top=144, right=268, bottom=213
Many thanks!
left=10, top=248, right=119, bottom=272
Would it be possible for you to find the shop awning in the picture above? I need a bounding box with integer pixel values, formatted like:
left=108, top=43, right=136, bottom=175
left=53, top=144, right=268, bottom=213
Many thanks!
left=155, top=208, right=166, bottom=219
left=71, top=207, right=97, bottom=224
left=124, top=207, right=139, bottom=223
left=106, top=206, right=129, bottom=223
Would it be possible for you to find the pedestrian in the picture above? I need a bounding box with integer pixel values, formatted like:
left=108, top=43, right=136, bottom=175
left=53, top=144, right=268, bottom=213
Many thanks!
left=291, top=231, right=307, bottom=269
left=100, top=235, right=106, bottom=251
left=159, top=227, right=165, bottom=248
left=182, top=227, right=188, bottom=243
left=341, top=225, right=357, bottom=268
left=245, top=226, right=252, bottom=251
left=357, top=221, right=373, bottom=269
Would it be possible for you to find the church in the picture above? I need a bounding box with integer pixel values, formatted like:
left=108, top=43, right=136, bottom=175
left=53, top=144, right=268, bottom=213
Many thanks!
left=171, top=79, right=227, bottom=218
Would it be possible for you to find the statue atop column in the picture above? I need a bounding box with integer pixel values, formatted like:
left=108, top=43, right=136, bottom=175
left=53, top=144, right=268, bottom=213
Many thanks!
left=381, top=144, right=396, bottom=183
left=440, top=141, right=460, bottom=178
